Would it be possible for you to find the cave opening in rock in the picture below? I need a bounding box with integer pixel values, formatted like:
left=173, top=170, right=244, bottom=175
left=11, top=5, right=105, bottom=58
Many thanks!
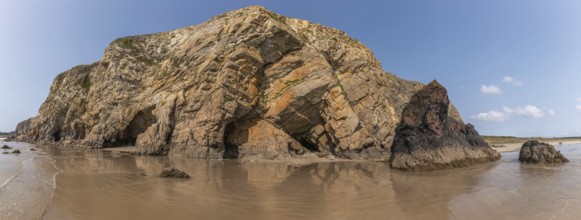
left=298, top=138, right=319, bottom=152
left=223, top=123, right=240, bottom=159
left=53, top=129, right=61, bottom=142
left=105, top=106, right=157, bottom=147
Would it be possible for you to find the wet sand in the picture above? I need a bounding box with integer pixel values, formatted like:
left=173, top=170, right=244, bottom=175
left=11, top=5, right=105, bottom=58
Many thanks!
left=1, top=140, right=581, bottom=219
left=0, top=141, right=59, bottom=219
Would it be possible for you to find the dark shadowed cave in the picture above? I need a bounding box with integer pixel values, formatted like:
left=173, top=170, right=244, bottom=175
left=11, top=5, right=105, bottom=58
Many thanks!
left=53, top=129, right=61, bottom=142
left=222, top=122, right=240, bottom=159
left=104, top=106, right=157, bottom=147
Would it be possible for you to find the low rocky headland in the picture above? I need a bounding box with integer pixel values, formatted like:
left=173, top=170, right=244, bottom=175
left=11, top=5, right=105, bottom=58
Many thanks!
left=0, top=132, right=14, bottom=139
left=11, top=6, right=497, bottom=170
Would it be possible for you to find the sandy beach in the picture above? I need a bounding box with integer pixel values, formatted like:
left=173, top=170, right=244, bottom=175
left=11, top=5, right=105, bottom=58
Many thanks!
left=487, top=138, right=581, bottom=153
left=1, top=139, right=581, bottom=219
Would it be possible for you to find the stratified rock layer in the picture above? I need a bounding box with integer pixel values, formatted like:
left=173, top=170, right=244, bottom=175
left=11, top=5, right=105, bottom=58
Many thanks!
left=15, top=6, right=464, bottom=160
left=519, top=140, right=568, bottom=164
left=390, top=81, right=500, bottom=171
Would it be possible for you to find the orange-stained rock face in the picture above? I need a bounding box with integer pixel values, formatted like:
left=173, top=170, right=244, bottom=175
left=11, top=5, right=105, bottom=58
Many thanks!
left=15, top=6, right=464, bottom=160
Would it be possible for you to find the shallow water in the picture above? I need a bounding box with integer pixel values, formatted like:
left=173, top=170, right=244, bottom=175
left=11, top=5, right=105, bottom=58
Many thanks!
left=0, top=141, right=59, bottom=219
left=1, top=141, right=581, bottom=220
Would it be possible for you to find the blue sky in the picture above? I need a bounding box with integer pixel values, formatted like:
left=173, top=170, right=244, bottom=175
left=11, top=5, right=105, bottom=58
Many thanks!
left=1, top=0, right=580, bottom=137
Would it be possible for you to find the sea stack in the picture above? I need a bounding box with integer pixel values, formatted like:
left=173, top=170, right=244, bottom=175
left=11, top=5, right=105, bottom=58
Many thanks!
left=519, top=140, right=568, bottom=164
left=390, top=81, right=501, bottom=171
left=13, top=6, right=467, bottom=161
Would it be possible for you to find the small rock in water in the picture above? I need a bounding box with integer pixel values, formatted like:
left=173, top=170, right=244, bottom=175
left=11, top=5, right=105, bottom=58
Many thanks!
left=140, top=172, right=147, bottom=176
left=1, top=145, right=11, bottom=149
left=519, top=140, right=568, bottom=164
left=11, top=150, right=21, bottom=154
left=2, top=152, right=9, bottom=154
left=159, top=168, right=190, bottom=178
left=30, top=148, right=36, bottom=151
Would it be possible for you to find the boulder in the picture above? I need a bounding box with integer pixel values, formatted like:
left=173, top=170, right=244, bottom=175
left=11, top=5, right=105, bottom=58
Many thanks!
left=390, top=81, right=501, bottom=171
left=11, top=150, right=21, bottom=154
left=1, top=145, right=11, bottom=149
left=519, top=140, right=568, bottom=164
left=159, top=168, right=190, bottom=178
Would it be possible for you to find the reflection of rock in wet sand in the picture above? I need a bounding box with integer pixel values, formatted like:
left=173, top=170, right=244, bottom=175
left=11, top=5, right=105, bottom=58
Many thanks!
left=390, top=163, right=496, bottom=220
left=37, top=144, right=581, bottom=220
left=168, top=157, right=226, bottom=187
left=240, top=162, right=298, bottom=188
left=134, top=156, right=168, bottom=173
left=55, top=150, right=139, bottom=174
left=449, top=160, right=581, bottom=220
left=241, top=162, right=406, bottom=220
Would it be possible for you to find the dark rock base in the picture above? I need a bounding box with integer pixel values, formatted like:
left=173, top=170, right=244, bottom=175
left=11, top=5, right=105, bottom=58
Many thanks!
left=391, top=145, right=501, bottom=171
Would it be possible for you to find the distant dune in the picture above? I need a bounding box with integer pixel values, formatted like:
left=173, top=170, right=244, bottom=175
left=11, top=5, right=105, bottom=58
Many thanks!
left=482, top=135, right=581, bottom=152
left=0, top=131, right=14, bottom=138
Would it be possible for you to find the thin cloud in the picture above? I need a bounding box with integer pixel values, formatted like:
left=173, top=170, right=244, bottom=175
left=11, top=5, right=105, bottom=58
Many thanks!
left=502, top=106, right=514, bottom=113
left=514, top=105, right=543, bottom=118
left=502, top=76, right=513, bottom=83
left=471, top=111, right=509, bottom=122
left=480, top=85, right=501, bottom=94
left=576, top=104, right=581, bottom=111
left=502, top=75, right=524, bottom=86
left=472, top=105, right=549, bottom=122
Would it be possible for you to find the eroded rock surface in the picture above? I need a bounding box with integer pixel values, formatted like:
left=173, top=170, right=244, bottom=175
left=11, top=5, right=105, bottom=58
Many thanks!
left=519, top=140, right=568, bottom=164
left=15, top=6, right=464, bottom=160
left=390, top=81, right=500, bottom=171
left=159, top=168, right=190, bottom=178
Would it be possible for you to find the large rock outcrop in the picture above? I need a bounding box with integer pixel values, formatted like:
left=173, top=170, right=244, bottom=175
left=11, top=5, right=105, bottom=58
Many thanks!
left=390, top=81, right=500, bottom=171
left=15, top=6, right=465, bottom=160
left=519, top=140, right=568, bottom=164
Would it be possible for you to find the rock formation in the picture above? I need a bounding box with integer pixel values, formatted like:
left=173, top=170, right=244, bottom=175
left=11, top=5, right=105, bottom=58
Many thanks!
left=390, top=81, right=500, bottom=171
left=519, top=140, right=568, bottom=164
left=159, top=168, right=190, bottom=178
left=14, top=6, right=467, bottom=161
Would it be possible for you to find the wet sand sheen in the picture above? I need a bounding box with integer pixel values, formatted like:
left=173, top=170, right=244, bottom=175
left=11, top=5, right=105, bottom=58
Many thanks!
left=0, top=141, right=60, bottom=219
left=45, top=144, right=581, bottom=219
left=2, top=142, right=581, bottom=219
